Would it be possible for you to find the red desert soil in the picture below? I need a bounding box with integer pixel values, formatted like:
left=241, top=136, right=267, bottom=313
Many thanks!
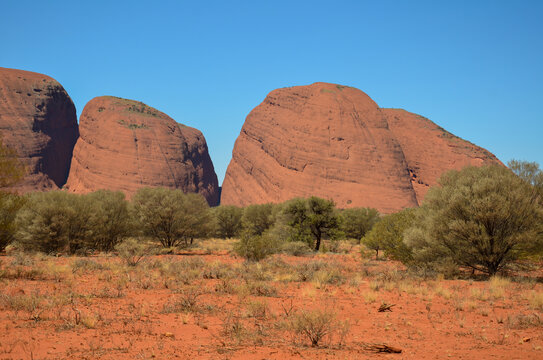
left=65, top=96, right=219, bottom=205
left=0, top=242, right=541, bottom=359
left=221, top=83, right=502, bottom=213
left=0, top=67, right=79, bottom=192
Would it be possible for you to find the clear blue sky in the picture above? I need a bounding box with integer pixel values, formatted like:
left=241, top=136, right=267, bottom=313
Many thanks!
left=2, top=0, right=542, bottom=184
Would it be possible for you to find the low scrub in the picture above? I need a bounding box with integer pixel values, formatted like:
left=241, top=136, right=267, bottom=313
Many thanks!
left=115, top=238, right=148, bottom=266
left=234, top=232, right=280, bottom=261
left=290, top=309, right=338, bottom=347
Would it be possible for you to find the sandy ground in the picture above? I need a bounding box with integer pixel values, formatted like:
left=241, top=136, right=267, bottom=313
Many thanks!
left=0, top=240, right=542, bottom=359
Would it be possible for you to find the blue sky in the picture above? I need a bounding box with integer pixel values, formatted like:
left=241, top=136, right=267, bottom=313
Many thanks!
left=2, top=0, right=542, bottom=184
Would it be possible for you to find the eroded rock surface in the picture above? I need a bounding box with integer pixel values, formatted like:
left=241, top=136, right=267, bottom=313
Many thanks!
left=221, top=83, right=501, bottom=213
left=0, top=67, right=79, bottom=191
left=66, top=96, right=219, bottom=205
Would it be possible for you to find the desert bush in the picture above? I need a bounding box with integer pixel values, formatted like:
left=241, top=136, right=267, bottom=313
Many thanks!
left=71, top=258, right=104, bottom=274
left=294, top=260, right=344, bottom=283
left=405, top=165, right=543, bottom=276
left=234, top=232, right=281, bottom=261
left=280, top=241, right=312, bottom=256
left=15, top=191, right=93, bottom=254
left=115, top=238, right=147, bottom=266
left=162, top=287, right=203, bottom=313
left=159, top=257, right=205, bottom=285
left=291, top=309, right=337, bottom=347
left=221, top=310, right=246, bottom=343
left=86, top=190, right=132, bottom=251
left=245, top=300, right=270, bottom=319
left=505, top=313, right=543, bottom=329
left=131, top=188, right=211, bottom=247
left=238, top=262, right=272, bottom=282
left=282, top=197, right=341, bottom=251
left=202, top=261, right=233, bottom=279
left=0, top=192, right=25, bottom=251
left=339, top=207, right=380, bottom=241
left=0, top=291, right=44, bottom=318
left=241, top=203, right=276, bottom=236
left=361, top=208, right=415, bottom=261
left=246, top=281, right=278, bottom=297
left=212, top=205, right=243, bottom=238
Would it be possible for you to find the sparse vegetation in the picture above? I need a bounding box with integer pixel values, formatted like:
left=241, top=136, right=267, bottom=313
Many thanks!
left=0, top=157, right=542, bottom=358
left=291, top=309, right=337, bottom=347
left=115, top=238, right=147, bottom=266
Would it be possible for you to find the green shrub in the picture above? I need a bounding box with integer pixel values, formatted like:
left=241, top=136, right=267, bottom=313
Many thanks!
left=234, top=232, right=280, bottom=261
left=131, top=188, right=211, bottom=247
left=212, top=205, right=243, bottom=238
left=361, top=208, right=415, bottom=261
left=241, top=203, right=276, bottom=236
left=15, top=191, right=93, bottom=254
left=282, top=197, right=341, bottom=251
left=339, top=207, right=380, bottom=241
left=405, top=165, right=543, bottom=276
left=86, top=190, right=132, bottom=251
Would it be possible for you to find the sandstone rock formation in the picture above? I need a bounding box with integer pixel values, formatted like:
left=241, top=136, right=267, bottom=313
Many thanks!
left=65, top=96, right=219, bottom=205
left=221, top=83, right=502, bottom=213
left=0, top=67, right=79, bottom=191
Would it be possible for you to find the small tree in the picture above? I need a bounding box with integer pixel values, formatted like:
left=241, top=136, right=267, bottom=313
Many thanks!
left=241, top=203, right=275, bottom=236
left=86, top=190, right=132, bottom=251
left=405, top=165, right=543, bottom=276
left=339, top=207, right=380, bottom=241
left=283, top=197, right=340, bottom=251
left=212, top=205, right=243, bottom=238
left=131, top=188, right=211, bottom=247
left=181, top=193, right=213, bottom=245
left=361, top=208, right=415, bottom=260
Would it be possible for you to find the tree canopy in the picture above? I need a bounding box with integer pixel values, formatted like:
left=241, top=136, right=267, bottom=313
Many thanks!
left=405, top=165, right=543, bottom=276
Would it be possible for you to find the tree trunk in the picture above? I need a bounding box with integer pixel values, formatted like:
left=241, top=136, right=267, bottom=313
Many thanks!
left=314, top=231, right=322, bottom=251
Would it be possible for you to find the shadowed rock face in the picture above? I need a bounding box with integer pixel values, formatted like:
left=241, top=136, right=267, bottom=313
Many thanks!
left=221, top=83, right=502, bottom=213
left=0, top=67, right=79, bottom=191
left=65, top=96, right=219, bottom=205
